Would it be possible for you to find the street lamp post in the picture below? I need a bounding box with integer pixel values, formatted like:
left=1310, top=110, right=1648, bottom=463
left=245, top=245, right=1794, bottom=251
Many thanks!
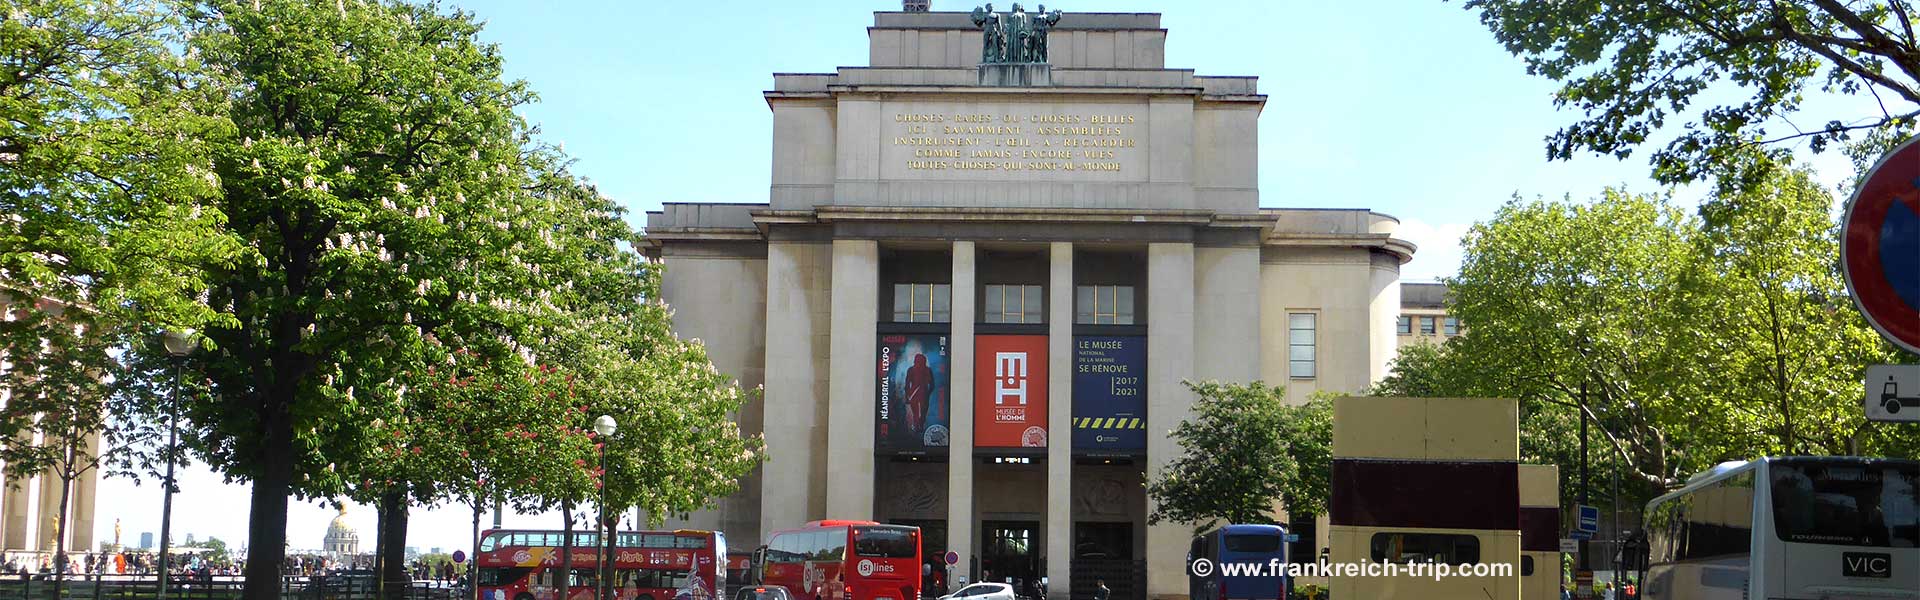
left=157, top=329, right=195, bottom=600
left=594, top=415, right=618, bottom=600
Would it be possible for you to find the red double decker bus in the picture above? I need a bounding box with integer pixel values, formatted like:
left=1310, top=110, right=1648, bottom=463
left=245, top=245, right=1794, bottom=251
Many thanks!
left=476, top=528, right=726, bottom=600
left=758, top=521, right=920, bottom=600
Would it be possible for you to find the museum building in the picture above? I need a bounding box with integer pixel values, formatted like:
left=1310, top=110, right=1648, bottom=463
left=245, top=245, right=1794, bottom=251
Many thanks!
left=641, top=6, right=1417, bottom=599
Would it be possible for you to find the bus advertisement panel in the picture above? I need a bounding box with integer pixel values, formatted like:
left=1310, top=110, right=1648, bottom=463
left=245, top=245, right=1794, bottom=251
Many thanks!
left=974, top=335, right=1048, bottom=448
left=877, top=334, right=950, bottom=453
left=476, top=529, right=725, bottom=600
left=1072, top=336, right=1145, bottom=453
left=762, top=521, right=921, bottom=600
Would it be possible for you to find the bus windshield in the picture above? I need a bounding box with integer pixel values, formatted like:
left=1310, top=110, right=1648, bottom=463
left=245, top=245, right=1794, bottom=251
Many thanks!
left=852, top=526, right=917, bottom=558
left=1770, top=460, right=1919, bottom=548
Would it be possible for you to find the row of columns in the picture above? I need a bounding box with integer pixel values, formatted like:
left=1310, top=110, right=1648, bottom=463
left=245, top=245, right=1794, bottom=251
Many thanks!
left=0, top=436, right=102, bottom=552
left=760, top=237, right=1261, bottom=599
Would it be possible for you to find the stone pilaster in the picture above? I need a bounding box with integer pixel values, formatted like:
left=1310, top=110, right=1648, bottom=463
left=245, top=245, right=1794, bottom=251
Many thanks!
left=946, top=241, right=977, bottom=590
left=1145, top=243, right=1195, bottom=599
left=827, top=240, right=880, bottom=519
left=1045, top=242, right=1073, bottom=599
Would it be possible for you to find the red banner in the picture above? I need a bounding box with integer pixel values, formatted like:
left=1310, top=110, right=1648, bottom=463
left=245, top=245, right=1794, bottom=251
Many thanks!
left=974, top=335, right=1048, bottom=448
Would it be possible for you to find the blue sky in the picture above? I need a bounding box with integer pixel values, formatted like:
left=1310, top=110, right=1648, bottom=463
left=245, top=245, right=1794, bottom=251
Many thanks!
left=90, top=0, right=1870, bottom=555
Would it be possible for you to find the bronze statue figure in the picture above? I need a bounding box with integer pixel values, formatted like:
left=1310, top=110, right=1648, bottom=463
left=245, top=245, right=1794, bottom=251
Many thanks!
left=973, top=3, right=1061, bottom=64
left=971, top=4, right=1004, bottom=63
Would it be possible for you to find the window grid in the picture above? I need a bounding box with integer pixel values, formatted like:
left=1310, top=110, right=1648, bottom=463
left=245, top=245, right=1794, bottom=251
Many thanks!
left=1396, top=316, right=1411, bottom=335
left=1075, top=285, right=1135, bottom=325
left=1289, top=312, right=1316, bottom=379
left=1444, top=317, right=1459, bottom=336
left=984, top=284, right=1044, bottom=324
left=1420, top=316, right=1437, bottom=335
left=892, top=283, right=951, bottom=323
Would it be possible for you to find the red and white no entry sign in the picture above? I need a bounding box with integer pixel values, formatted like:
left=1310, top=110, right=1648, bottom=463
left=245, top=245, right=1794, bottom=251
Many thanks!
left=1842, top=136, right=1920, bottom=355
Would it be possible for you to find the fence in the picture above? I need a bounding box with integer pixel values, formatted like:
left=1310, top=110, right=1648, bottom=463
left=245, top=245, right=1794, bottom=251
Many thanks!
left=0, top=574, right=463, bottom=600
left=1066, top=560, right=1143, bottom=600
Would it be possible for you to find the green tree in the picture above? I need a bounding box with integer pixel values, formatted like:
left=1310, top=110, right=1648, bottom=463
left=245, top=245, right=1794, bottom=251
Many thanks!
left=165, top=2, right=561, bottom=597
left=1457, top=0, right=1920, bottom=184
left=1147, top=381, right=1324, bottom=531
left=1377, top=162, right=1917, bottom=502
left=2, top=2, right=238, bottom=596
left=1446, top=190, right=1708, bottom=489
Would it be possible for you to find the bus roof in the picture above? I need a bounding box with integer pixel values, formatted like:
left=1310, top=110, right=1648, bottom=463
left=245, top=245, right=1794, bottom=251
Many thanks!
left=1204, top=524, right=1286, bottom=536
left=801, top=520, right=881, bottom=528
left=1652, top=455, right=1920, bottom=507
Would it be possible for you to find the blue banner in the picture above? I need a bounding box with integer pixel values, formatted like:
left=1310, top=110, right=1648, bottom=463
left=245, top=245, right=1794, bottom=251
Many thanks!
left=1072, top=335, right=1146, bottom=452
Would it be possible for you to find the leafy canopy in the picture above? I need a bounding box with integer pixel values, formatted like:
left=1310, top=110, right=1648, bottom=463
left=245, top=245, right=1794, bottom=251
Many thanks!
left=1147, top=381, right=1331, bottom=530
left=1459, top=0, right=1920, bottom=183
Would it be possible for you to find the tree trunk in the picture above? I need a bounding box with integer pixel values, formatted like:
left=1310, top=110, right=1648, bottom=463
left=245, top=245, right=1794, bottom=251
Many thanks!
left=381, top=490, right=410, bottom=600
left=560, top=499, right=574, bottom=600
left=376, top=501, right=388, bottom=597
left=471, top=500, right=484, bottom=600
left=241, top=395, right=295, bottom=600
left=53, top=456, right=73, bottom=600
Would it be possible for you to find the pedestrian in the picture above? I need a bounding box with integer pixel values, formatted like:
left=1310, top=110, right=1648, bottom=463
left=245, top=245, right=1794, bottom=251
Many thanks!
left=1093, top=580, right=1110, bottom=600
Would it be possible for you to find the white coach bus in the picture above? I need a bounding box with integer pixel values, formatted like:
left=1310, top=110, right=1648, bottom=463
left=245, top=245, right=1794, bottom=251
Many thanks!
left=1641, top=456, right=1917, bottom=600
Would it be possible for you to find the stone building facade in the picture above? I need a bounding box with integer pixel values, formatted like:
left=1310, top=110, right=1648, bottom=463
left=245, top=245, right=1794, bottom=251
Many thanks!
left=0, top=290, right=103, bottom=556
left=642, top=9, right=1416, bottom=599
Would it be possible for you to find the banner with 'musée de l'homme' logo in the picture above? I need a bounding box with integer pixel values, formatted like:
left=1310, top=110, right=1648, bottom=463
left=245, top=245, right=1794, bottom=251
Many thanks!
left=974, top=334, right=1048, bottom=448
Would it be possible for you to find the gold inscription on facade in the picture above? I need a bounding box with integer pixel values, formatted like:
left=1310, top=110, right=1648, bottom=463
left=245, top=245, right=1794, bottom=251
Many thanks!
left=891, top=111, right=1139, bottom=173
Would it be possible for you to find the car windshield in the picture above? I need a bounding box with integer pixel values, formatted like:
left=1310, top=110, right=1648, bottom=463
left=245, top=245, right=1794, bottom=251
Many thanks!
left=1771, top=460, right=1919, bottom=548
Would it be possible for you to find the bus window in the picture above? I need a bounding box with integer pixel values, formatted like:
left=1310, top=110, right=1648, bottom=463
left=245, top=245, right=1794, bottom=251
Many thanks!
left=1369, top=533, right=1480, bottom=565
left=481, top=567, right=534, bottom=587
left=853, top=527, right=916, bottom=558
left=677, top=536, right=712, bottom=549
left=481, top=533, right=505, bottom=552
left=1771, top=461, right=1919, bottom=547
left=1223, top=534, right=1281, bottom=553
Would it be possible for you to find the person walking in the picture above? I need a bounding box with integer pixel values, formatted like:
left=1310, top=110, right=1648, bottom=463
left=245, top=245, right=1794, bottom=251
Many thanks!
left=1093, top=580, right=1110, bottom=600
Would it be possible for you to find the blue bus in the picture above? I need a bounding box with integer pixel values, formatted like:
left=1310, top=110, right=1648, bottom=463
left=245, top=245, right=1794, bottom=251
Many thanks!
left=1186, top=524, right=1288, bottom=600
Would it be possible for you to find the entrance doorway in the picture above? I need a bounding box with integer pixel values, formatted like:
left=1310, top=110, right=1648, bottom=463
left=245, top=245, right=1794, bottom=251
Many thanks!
left=980, top=521, right=1039, bottom=593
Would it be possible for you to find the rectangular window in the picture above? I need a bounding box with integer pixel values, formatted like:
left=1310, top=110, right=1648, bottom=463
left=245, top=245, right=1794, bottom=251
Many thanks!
left=1289, top=312, right=1316, bottom=379
left=1444, top=317, right=1459, bottom=336
left=1075, top=285, right=1135, bottom=325
left=983, top=284, right=1044, bottom=324
left=1420, top=316, right=1437, bottom=335
left=1396, top=316, right=1411, bottom=335
left=892, top=283, right=951, bottom=323
left=1370, top=532, right=1480, bottom=565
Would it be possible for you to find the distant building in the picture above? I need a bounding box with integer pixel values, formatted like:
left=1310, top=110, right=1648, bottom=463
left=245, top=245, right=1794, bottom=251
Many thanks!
left=184, top=533, right=195, bottom=545
left=140, top=532, right=154, bottom=550
left=1397, top=281, right=1458, bottom=347
left=430, top=547, right=442, bottom=555
left=323, top=504, right=360, bottom=557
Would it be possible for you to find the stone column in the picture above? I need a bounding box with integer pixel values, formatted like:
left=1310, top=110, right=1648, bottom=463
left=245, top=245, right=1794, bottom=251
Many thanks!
left=827, top=240, right=880, bottom=519
left=37, top=456, right=63, bottom=550
left=1144, top=243, right=1196, bottom=599
left=762, top=241, right=831, bottom=535
left=3, top=464, right=28, bottom=549
left=946, top=241, right=976, bottom=590
left=1045, top=243, right=1073, bottom=600
left=69, top=432, right=101, bottom=551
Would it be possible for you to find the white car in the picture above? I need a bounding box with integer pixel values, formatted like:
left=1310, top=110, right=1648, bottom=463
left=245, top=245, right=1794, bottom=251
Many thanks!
left=939, top=583, right=1016, bottom=600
